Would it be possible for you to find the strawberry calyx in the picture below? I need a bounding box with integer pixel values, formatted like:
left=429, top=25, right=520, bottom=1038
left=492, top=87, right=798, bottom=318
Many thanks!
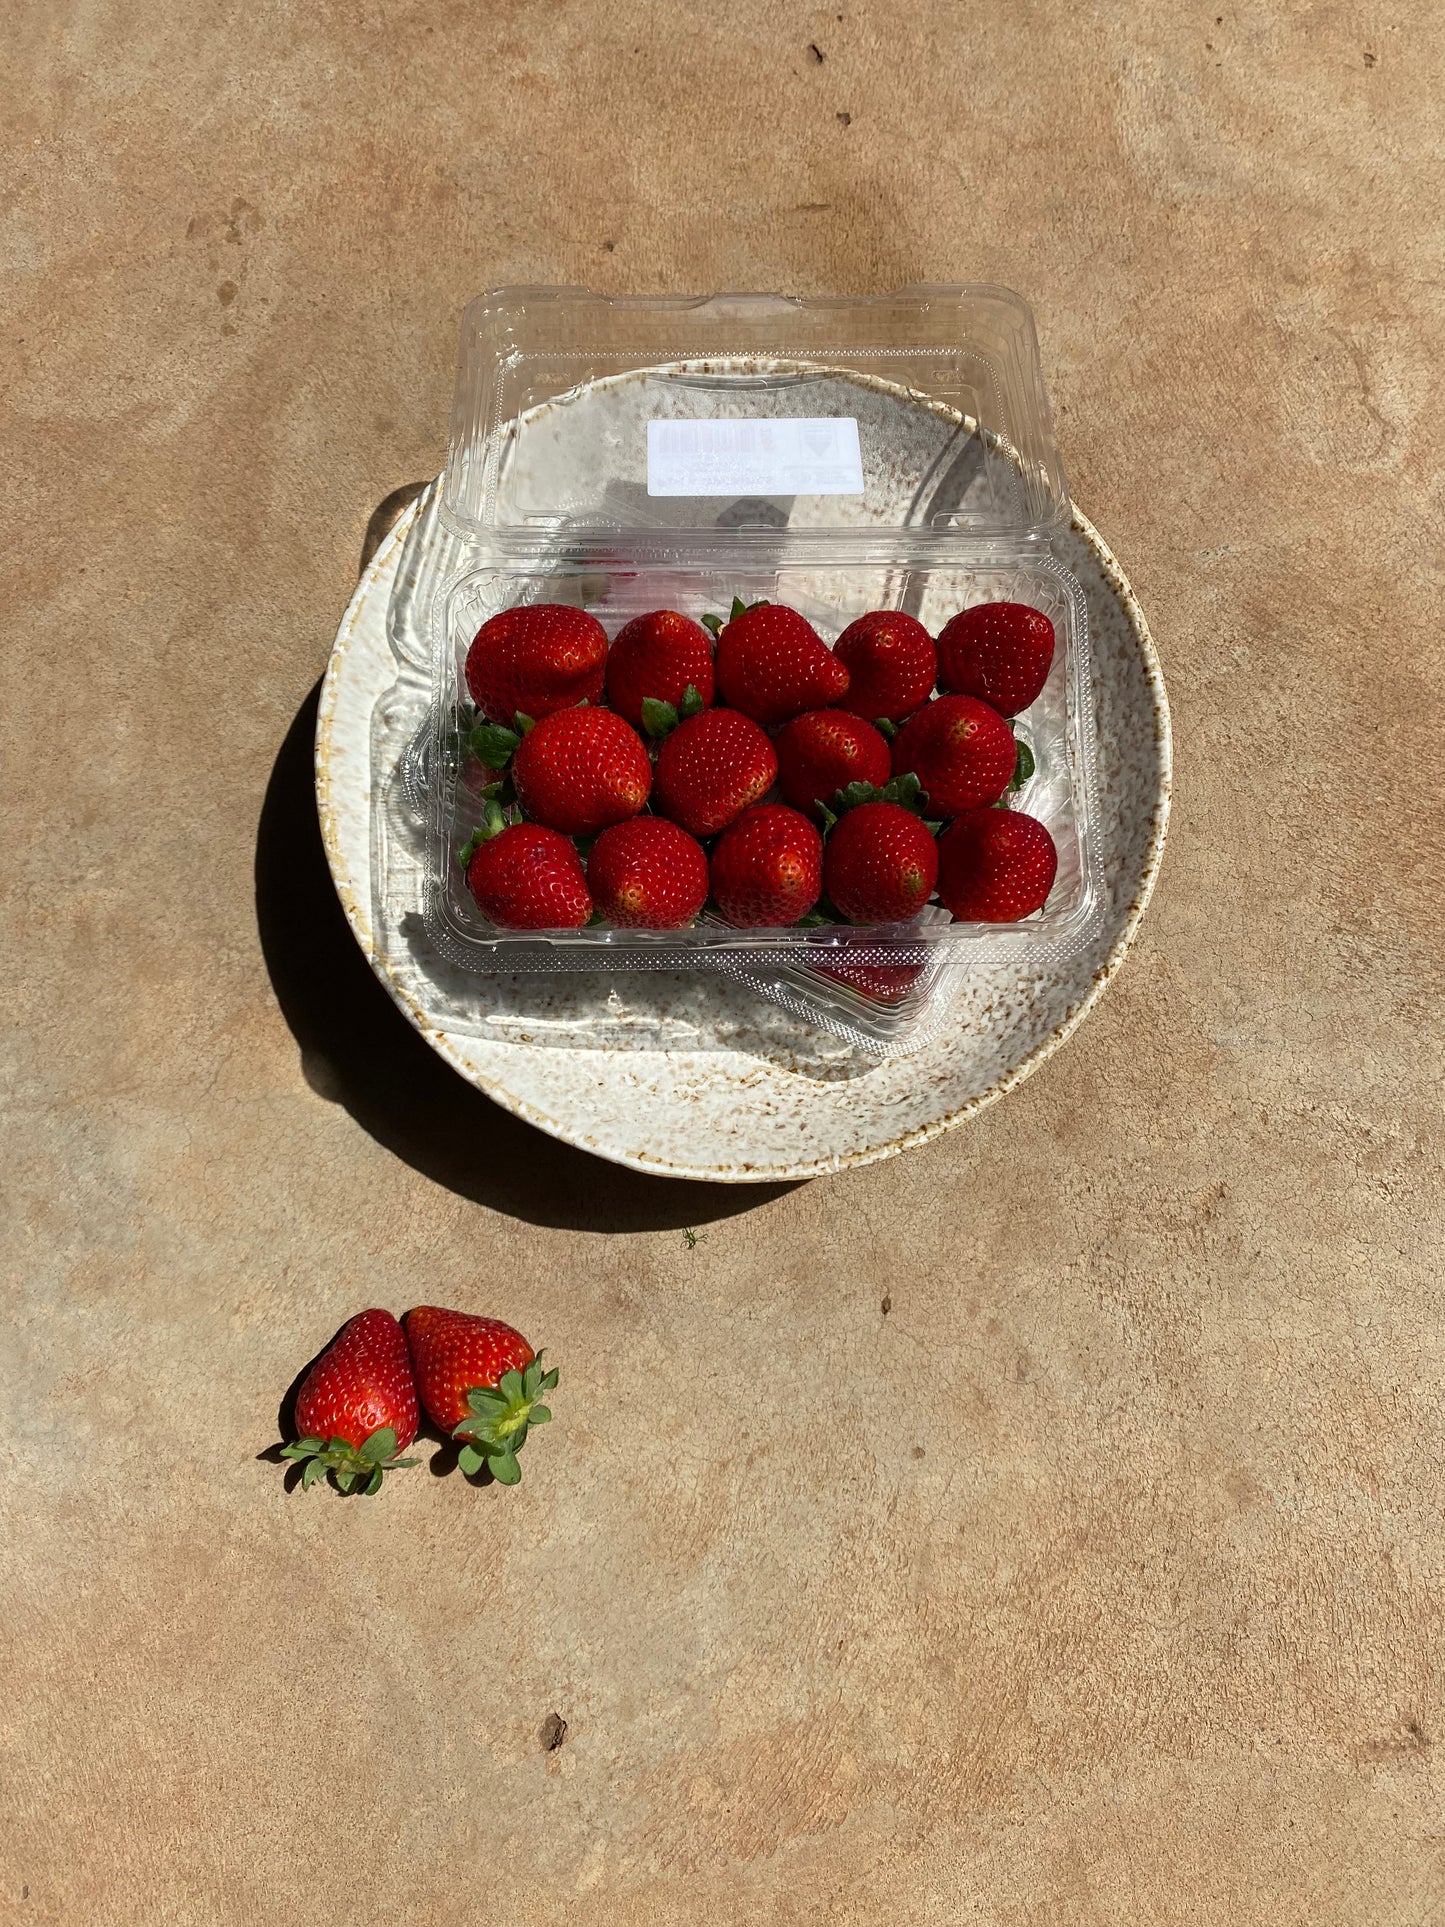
left=639, top=684, right=705, bottom=741
left=816, top=771, right=936, bottom=833
left=451, top=1352, right=559, bottom=1486
left=280, top=1425, right=420, bottom=1496
left=1008, top=737, right=1035, bottom=792
left=469, top=710, right=537, bottom=771
left=458, top=799, right=522, bottom=869
left=701, top=596, right=769, bottom=641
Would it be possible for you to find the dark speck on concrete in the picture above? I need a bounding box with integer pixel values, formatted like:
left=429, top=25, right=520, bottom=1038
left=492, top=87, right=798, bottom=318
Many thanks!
left=809, top=42, right=825, bottom=62
left=540, top=1712, right=568, bottom=1752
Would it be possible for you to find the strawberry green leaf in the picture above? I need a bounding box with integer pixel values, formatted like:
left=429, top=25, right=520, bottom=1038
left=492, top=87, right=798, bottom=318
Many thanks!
left=874, top=717, right=898, bottom=742
left=491, top=1450, right=523, bottom=1486
left=359, top=1426, right=398, bottom=1465
left=679, top=683, right=705, bottom=720
left=816, top=801, right=839, bottom=834
left=458, top=1442, right=486, bottom=1477
left=365, top=1466, right=384, bottom=1496
left=1009, top=740, right=1035, bottom=791
left=471, top=722, right=521, bottom=769
left=335, top=1469, right=356, bottom=1495
left=640, top=697, right=680, bottom=740
left=514, top=711, right=537, bottom=735
left=465, top=1386, right=510, bottom=1414
left=458, top=828, right=487, bottom=870
left=529, top=1405, right=552, bottom=1426
left=887, top=771, right=924, bottom=811
left=730, top=595, right=748, bottom=622
left=700, top=612, right=723, bottom=641
left=301, top=1458, right=325, bottom=1490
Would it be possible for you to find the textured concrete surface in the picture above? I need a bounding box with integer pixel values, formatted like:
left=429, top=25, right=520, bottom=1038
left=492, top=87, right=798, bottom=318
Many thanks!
left=4, top=3, right=1444, bottom=1923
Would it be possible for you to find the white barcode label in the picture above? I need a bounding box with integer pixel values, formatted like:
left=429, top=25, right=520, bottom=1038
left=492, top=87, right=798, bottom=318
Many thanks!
left=646, top=416, right=864, bottom=497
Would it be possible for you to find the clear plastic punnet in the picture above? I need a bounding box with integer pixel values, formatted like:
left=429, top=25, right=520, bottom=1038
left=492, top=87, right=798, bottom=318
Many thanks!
left=421, top=286, right=1105, bottom=1038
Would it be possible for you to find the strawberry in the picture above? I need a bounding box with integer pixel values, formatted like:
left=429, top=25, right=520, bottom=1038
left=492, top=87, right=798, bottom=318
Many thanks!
left=834, top=610, right=936, bottom=723
left=465, top=603, right=608, bottom=726
left=823, top=800, right=939, bottom=924
left=936, top=806, right=1058, bottom=921
left=405, top=1307, right=557, bottom=1486
left=813, top=956, right=925, bottom=1003
left=282, top=1309, right=420, bottom=1494
left=710, top=804, right=823, bottom=926
left=653, top=707, right=778, bottom=838
left=467, top=821, right=591, bottom=929
left=587, top=816, right=709, bottom=929
left=714, top=602, right=849, bottom=725
left=605, top=609, right=716, bottom=732
left=935, top=601, right=1055, bottom=716
left=511, top=706, right=652, bottom=837
left=775, top=709, right=891, bottom=819
left=890, top=695, right=1017, bottom=816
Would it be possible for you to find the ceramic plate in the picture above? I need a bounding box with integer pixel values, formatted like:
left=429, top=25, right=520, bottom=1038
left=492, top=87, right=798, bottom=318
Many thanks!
left=316, top=428, right=1169, bottom=1183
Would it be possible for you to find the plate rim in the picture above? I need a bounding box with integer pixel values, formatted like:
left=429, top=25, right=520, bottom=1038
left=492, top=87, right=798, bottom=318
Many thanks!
left=315, top=498, right=1171, bottom=1183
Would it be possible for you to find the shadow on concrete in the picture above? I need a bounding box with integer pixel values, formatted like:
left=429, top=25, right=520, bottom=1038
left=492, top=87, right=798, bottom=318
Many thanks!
left=254, top=680, right=799, bottom=1231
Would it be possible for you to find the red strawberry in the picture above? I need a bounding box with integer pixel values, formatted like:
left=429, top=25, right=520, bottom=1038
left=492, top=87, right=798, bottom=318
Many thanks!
left=405, top=1307, right=557, bottom=1486
left=587, top=816, right=709, bottom=929
left=653, top=707, right=778, bottom=838
left=710, top=804, right=823, bottom=926
left=775, top=710, right=891, bottom=819
left=891, top=695, right=1016, bottom=816
left=937, top=807, right=1058, bottom=921
left=605, top=609, right=716, bottom=731
left=467, top=822, right=591, bottom=929
left=936, top=602, right=1055, bottom=716
left=834, top=610, right=937, bottom=722
left=511, top=706, right=651, bottom=837
left=813, top=956, right=925, bottom=1003
left=282, top=1309, right=420, bottom=1494
left=465, top=603, right=608, bottom=725
left=823, top=801, right=939, bottom=923
left=715, top=603, right=849, bottom=725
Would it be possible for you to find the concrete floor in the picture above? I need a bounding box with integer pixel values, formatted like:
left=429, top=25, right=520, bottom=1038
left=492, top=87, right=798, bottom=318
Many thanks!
left=4, top=3, right=1443, bottom=1922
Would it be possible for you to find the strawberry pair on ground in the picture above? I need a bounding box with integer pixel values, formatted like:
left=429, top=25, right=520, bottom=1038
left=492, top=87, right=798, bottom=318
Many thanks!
left=281, top=1307, right=556, bottom=1494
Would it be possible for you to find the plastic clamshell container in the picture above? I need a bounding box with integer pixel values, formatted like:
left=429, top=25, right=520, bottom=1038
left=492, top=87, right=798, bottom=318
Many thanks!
left=423, top=287, right=1105, bottom=1004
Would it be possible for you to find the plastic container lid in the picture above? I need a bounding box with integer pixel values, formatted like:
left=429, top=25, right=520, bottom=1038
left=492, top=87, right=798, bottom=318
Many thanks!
left=439, top=285, right=1070, bottom=547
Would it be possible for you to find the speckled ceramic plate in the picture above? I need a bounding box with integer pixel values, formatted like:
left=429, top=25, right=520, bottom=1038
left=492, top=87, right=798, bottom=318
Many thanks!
left=316, top=455, right=1168, bottom=1182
